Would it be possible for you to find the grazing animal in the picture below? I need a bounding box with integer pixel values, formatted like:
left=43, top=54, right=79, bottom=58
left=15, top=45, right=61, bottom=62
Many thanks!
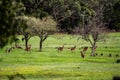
left=15, top=44, right=22, bottom=49
left=83, top=46, right=88, bottom=52
left=6, top=47, right=15, bottom=53
left=94, top=46, right=97, bottom=51
left=70, top=45, right=76, bottom=52
left=116, top=54, right=119, bottom=57
left=57, top=45, right=64, bottom=53
left=90, top=46, right=97, bottom=51
left=17, top=46, right=23, bottom=49
left=25, top=45, right=31, bottom=52
left=109, top=53, right=112, bottom=57
left=101, top=53, right=103, bottom=56
left=80, top=51, right=85, bottom=58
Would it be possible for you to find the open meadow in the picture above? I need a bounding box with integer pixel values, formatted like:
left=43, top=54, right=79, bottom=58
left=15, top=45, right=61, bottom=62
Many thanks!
left=0, top=32, right=120, bottom=80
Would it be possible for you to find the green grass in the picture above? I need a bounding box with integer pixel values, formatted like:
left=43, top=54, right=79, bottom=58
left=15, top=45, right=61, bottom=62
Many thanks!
left=0, top=32, right=120, bottom=80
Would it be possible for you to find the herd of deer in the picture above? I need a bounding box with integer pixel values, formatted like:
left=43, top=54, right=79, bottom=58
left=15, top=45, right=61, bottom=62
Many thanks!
left=6, top=44, right=119, bottom=58
left=57, top=45, right=119, bottom=58
left=6, top=44, right=31, bottom=53
left=57, top=45, right=77, bottom=52
left=57, top=45, right=90, bottom=58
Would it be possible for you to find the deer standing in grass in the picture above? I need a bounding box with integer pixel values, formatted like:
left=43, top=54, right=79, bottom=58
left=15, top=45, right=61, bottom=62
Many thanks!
left=80, top=51, right=85, bottom=58
left=70, top=45, right=76, bottom=52
left=6, top=47, right=15, bottom=53
left=57, top=45, right=64, bottom=53
left=83, top=46, right=88, bottom=52
left=94, top=46, right=97, bottom=51
left=25, top=44, right=31, bottom=52
left=15, top=44, right=22, bottom=49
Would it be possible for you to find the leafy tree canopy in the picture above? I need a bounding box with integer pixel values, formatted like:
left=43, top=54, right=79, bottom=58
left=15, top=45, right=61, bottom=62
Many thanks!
left=0, top=0, right=24, bottom=48
left=109, top=0, right=120, bottom=31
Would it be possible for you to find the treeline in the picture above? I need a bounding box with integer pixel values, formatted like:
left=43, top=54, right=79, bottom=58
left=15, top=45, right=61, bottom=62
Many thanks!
left=0, top=0, right=120, bottom=48
left=20, top=0, right=120, bottom=32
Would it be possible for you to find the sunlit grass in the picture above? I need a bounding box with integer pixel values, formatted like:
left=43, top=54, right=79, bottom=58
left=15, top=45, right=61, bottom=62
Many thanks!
left=0, top=32, right=120, bottom=80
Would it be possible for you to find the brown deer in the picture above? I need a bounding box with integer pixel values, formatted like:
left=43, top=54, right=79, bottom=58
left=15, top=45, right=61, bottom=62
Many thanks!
left=83, top=46, right=88, bottom=52
left=94, top=46, right=97, bottom=51
left=70, top=45, right=76, bottom=52
left=6, top=47, right=15, bottom=53
left=80, top=51, right=85, bottom=58
left=57, top=45, right=64, bottom=53
left=25, top=45, right=31, bottom=52
left=15, top=44, right=22, bottom=49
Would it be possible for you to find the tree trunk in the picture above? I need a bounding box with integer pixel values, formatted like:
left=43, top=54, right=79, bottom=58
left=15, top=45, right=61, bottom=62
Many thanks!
left=39, top=34, right=48, bottom=52
left=90, top=42, right=96, bottom=56
left=39, top=39, right=43, bottom=52
left=25, top=38, right=28, bottom=50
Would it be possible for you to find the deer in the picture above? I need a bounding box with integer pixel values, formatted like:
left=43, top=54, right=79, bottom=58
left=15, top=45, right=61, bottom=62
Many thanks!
left=15, top=44, right=22, bottom=49
left=80, top=51, right=85, bottom=58
left=83, top=46, right=88, bottom=52
left=6, top=47, right=15, bottom=53
left=57, top=45, right=64, bottom=53
left=94, top=46, right=97, bottom=51
left=25, top=45, right=31, bottom=52
left=90, top=46, right=97, bottom=51
left=70, top=45, right=76, bottom=52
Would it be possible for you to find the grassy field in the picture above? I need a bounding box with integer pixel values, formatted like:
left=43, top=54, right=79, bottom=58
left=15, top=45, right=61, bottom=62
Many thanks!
left=0, top=32, right=120, bottom=80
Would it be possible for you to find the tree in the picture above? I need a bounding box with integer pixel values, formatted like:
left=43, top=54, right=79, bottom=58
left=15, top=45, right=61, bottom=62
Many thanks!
left=21, top=0, right=48, bottom=18
left=102, top=0, right=119, bottom=31
left=16, top=16, right=32, bottom=50
left=78, top=0, right=107, bottom=56
left=0, top=0, right=24, bottom=48
left=27, top=16, right=57, bottom=51
left=20, top=0, right=95, bottom=33
left=49, top=0, right=95, bottom=33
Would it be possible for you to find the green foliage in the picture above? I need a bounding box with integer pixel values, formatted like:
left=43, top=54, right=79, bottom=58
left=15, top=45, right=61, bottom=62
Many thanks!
left=27, top=16, right=57, bottom=51
left=0, top=0, right=24, bottom=48
left=103, top=0, right=120, bottom=31
left=109, top=0, right=120, bottom=31
left=51, top=0, right=95, bottom=32
left=21, top=0, right=94, bottom=32
left=21, top=0, right=49, bottom=18
left=27, top=16, right=57, bottom=33
left=15, top=16, right=33, bottom=49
